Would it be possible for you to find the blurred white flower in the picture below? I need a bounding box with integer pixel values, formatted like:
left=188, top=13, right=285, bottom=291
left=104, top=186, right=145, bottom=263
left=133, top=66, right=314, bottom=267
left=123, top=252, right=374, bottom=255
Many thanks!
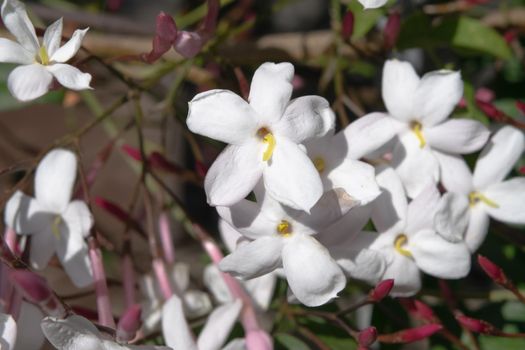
left=187, top=62, right=334, bottom=212
left=0, top=313, right=16, bottom=350
left=358, top=0, right=388, bottom=9
left=380, top=59, right=490, bottom=198
left=4, top=149, right=93, bottom=288
left=0, top=0, right=91, bottom=101
left=41, top=315, right=171, bottom=350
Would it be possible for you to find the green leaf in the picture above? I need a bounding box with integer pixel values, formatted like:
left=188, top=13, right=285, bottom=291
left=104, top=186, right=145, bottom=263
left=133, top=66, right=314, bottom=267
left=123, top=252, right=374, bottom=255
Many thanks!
left=347, top=2, right=385, bottom=40
left=502, top=301, right=525, bottom=322
left=275, top=333, right=311, bottom=350
left=398, top=14, right=512, bottom=59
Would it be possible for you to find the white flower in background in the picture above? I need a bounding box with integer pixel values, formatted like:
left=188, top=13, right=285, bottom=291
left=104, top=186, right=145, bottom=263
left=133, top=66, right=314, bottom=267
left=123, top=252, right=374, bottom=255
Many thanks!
left=380, top=59, right=490, bottom=198
left=0, top=0, right=91, bottom=101
left=41, top=315, right=172, bottom=350
left=362, top=167, right=471, bottom=296
left=0, top=313, right=16, bottom=350
left=4, top=149, right=94, bottom=288
left=438, top=126, right=525, bottom=252
left=162, top=294, right=244, bottom=350
left=358, top=0, right=388, bottom=9
left=140, top=263, right=212, bottom=333
left=217, top=189, right=353, bottom=307
left=187, top=62, right=334, bottom=212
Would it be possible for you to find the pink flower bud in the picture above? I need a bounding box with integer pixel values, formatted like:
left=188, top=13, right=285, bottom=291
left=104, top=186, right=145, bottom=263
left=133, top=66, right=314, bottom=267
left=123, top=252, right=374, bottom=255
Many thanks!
left=504, top=29, right=518, bottom=43
left=478, top=255, right=507, bottom=285
left=149, top=152, right=183, bottom=174
left=358, top=327, right=377, bottom=347
left=520, top=166, right=525, bottom=175
left=369, top=279, right=394, bottom=302
left=477, top=101, right=506, bottom=122
left=117, top=304, right=142, bottom=342
left=342, top=11, right=354, bottom=41
left=121, top=144, right=143, bottom=162
left=195, top=160, right=208, bottom=178
left=456, top=315, right=495, bottom=334
left=142, top=12, right=178, bottom=63
left=458, top=97, right=467, bottom=109
left=516, top=100, right=525, bottom=115
left=475, top=88, right=495, bottom=103
left=94, top=197, right=132, bottom=224
left=399, top=299, right=436, bottom=322
left=246, top=330, right=273, bottom=350
left=400, top=324, right=442, bottom=343
left=9, top=270, right=52, bottom=304
left=384, top=11, right=400, bottom=50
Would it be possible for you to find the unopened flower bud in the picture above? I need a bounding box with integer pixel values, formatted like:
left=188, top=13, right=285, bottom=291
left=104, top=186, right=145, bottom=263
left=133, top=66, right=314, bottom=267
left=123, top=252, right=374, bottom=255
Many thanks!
left=516, top=100, right=525, bottom=115
left=149, top=152, right=182, bottom=174
left=121, top=144, right=143, bottom=162
left=358, top=327, right=377, bottom=347
left=456, top=315, right=495, bottom=334
left=476, top=101, right=506, bottom=122
left=384, top=11, right=400, bottom=50
left=342, top=11, right=354, bottom=41
left=94, top=197, right=132, bottom=224
left=195, top=160, right=208, bottom=178
left=400, top=324, right=442, bottom=343
left=369, top=279, right=394, bottom=302
left=399, top=299, right=437, bottom=322
left=117, top=304, right=142, bottom=343
left=478, top=255, right=507, bottom=285
left=246, top=330, right=273, bottom=350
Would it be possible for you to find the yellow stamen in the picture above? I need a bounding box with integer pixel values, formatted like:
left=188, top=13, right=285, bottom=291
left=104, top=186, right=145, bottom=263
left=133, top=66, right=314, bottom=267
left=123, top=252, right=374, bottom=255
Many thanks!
left=469, top=191, right=499, bottom=208
left=257, top=128, right=276, bottom=161
left=313, top=157, right=325, bottom=173
left=276, top=220, right=292, bottom=237
left=51, top=216, right=62, bottom=239
left=394, top=234, right=412, bottom=257
left=38, top=46, right=50, bottom=65
left=410, top=121, right=426, bottom=148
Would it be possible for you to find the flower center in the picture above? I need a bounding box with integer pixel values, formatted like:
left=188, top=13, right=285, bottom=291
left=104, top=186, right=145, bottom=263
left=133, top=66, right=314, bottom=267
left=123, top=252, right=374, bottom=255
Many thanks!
left=313, top=157, right=325, bottom=173
left=38, top=46, right=50, bottom=65
left=468, top=191, right=499, bottom=208
left=51, top=215, right=62, bottom=239
left=410, top=121, right=426, bottom=148
left=394, top=234, right=412, bottom=257
left=276, top=220, right=292, bottom=237
left=257, top=127, right=276, bottom=162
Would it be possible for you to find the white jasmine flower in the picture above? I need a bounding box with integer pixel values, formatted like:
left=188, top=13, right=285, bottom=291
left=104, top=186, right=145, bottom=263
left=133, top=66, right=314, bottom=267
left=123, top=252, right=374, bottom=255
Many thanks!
left=0, top=313, right=16, bottom=350
left=187, top=62, right=334, bottom=212
left=0, top=0, right=91, bottom=101
left=365, top=167, right=471, bottom=296
left=217, top=189, right=352, bottom=307
left=380, top=59, right=490, bottom=198
left=358, top=0, right=388, bottom=9
left=162, top=294, right=244, bottom=350
left=4, top=149, right=93, bottom=288
left=438, top=126, right=525, bottom=252
left=41, top=315, right=171, bottom=350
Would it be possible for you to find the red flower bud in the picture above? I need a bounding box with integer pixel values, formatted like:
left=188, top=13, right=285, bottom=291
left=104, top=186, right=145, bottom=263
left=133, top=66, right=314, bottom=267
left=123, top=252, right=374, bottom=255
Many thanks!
left=400, top=324, right=442, bottom=343
left=9, top=270, right=52, bottom=304
left=121, top=144, right=143, bottom=162
left=195, top=160, right=208, bottom=178
left=519, top=166, right=525, bottom=175
left=117, top=304, right=142, bottom=342
left=504, top=29, right=518, bottom=43
left=475, top=87, right=495, bottom=103
left=478, top=255, right=507, bottom=285
left=94, top=197, right=132, bottom=224
left=369, top=279, right=394, bottom=302
left=149, top=152, right=182, bottom=174
left=342, top=11, right=354, bottom=41
left=384, top=11, right=400, bottom=50
left=477, top=101, right=506, bottom=122
left=456, top=315, right=495, bottom=334
left=358, top=327, right=377, bottom=347
left=516, top=100, right=525, bottom=115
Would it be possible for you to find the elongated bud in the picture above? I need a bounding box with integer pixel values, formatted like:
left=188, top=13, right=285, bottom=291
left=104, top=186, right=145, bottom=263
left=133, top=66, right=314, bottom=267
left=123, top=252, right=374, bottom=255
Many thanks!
left=399, top=299, right=437, bottom=322
left=195, top=160, right=208, bottom=178
left=342, top=11, right=354, bottom=40
left=478, top=255, right=507, bottom=285
left=516, top=100, right=525, bottom=115
left=142, top=12, right=178, bottom=63
left=95, top=197, right=132, bottom=224
left=234, top=67, right=250, bottom=100
left=117, top=304, right=142, bottom=343
left=384, top=11, right=400, bottom=50
left=369, top=279, right=394, bottom=302
left=477, top=101, right=506, bottom=122
left=358, top=327, right=377, bottom=347
left=149, top=152, right=183, bottom=174
left=246, top=330, right=273, bottom=350
left=84, top=141, right=115, bottom=189
left=121, top=144, right=143, bottom=162
left=456, top=315, right=495, bottom=334
left=380, top=324, right=442, bottom=343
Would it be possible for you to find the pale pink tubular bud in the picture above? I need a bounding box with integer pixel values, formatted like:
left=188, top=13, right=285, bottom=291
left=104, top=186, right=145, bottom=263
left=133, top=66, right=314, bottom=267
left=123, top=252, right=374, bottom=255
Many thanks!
left=117, top=304, right=142, bottom=343
left=121, top=254, right=136, bottom=308
left=158, top=212, right=175, bottom=265
left=342, top=10, right=354, bottom=41
left=94, top=197, right=132, bottom=224
left=89, top=242, right=116, bottom=328
left=478, top=255, right=507, bottom=286
left=384, top=11, right=400, bottom=50
left=121, top=144, right=143, bottom=162
left=369, top=279, right=394, bottom=302
left=142, top=12, right=178, bottom=63
left=358, top=327, right=377, bottom=347
left=246, top=330, right=273, bottom=350
left=456, top=315, right=495, bottom=334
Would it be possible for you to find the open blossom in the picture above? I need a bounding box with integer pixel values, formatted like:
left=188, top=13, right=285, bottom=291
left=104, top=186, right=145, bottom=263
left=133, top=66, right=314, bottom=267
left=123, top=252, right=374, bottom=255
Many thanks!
left=439, top=126, right=525, bottom=252
left=380, top=59, right=490, bottom=198
left=0, top=0, right=91, bottom=101
left=0, top=313, right=16, bottom=350
left=187, top=62, right=334, bottom=212
left=358, top=0, right=388, bottom=9
left=217, top=188, right=353, bottom=306
left=41, top=315, right=171, bottom=350
left=4, top=149, right=94, bottom=288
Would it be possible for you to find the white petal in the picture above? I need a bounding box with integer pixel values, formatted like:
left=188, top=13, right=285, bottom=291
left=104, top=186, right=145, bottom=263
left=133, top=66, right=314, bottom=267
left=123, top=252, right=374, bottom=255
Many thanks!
left=197, top=300, right=242, bottom=350
left=0, top=38, right=33, bottom=64
left=483, top=178, right=525, bottom=224
left=358, top=0, right=388, bottom=8
left=62, top=200, right=93, bottom=238
left=326, top=159, right=381, bottom=206
left=204, top=142, right=264, bottom=207
left=425, top=119, right=489, bottom=154
left=318, top=204, right=373, bottom=247
left=415, top=70, right=463, bottom=127
left=183, top=290, right=212, bottom=319
left=264, top=137, right=323, bottom=211
left=282, top=234, right=346, bottom=307
left=47, top=64, right=92, bottom=91
left=274, top=96, right=335, bottom=142
left=7, top=64, right=53, bottom=102
left=218, top=219, right=244, bottom=253
left=216, top=200, right=275, bottom=240
left=382, top=252, right=421, bottom=297
left=249, top=62, right=294, bottom=124
left=391, top=131, right=440, bottom=198
left=50, top=28, right=88, bottom=63
left=0, top=313, right=16, bottom=350
left=41, top=315, right=102, bottom=350
left=332, top=248, right=386, bottom=285
left=15, top=303, right=44, bottom=350
left=30, top=230, right=55, bottom=269
left=35, top=149, right=77, bottom=213
left=1, top=0, right=39, bottom=52
left=203, top=264, right=233, bottom=304
left=464, top=205, right=490, bottom=252
left=381, top=60, right=419, bottom=122
left=405, top=184, right=441, bottom=234
left=4, top=191, right=53, bottom=234
left=473, top=126, right=525, bottom=190
left=244, top=273, right=277, bottom=310
left=371, top=166, right=407, bottom=234
left=219, top=236, right=283, bottom=279
left=162, top=295, right=198, bottom=350
left=434, top=151, right=473, bottom=194
left=222, top=339, right=246, bottom=350
left=187, top=90, right=258, bottom=144
left=171, top=262, right=190, bottom=291
left=434, top=193, right=470, bottom=243
left=410, top=229, right=471, bottom=279
left=43, top=18, right=63, bottom=58
left=55, top=224, right=93, bottom=287
left=342, top=112, right=404, bottom=160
